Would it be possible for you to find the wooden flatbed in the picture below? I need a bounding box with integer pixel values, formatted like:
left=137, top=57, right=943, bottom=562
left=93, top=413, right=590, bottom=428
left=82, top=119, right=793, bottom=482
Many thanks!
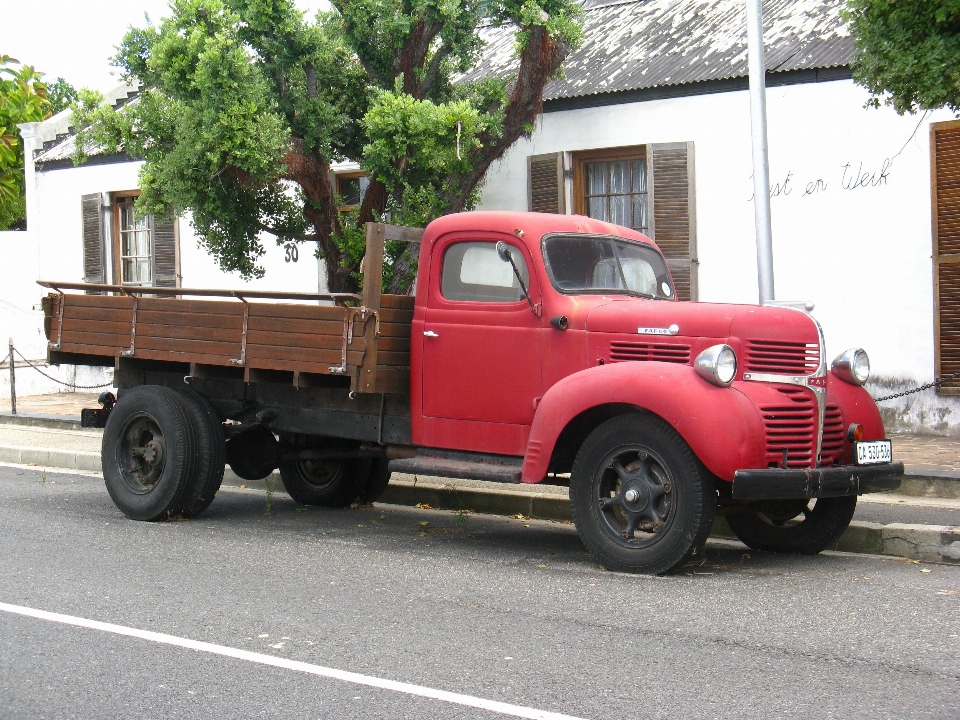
left=40, top=223, right=419, bottom=396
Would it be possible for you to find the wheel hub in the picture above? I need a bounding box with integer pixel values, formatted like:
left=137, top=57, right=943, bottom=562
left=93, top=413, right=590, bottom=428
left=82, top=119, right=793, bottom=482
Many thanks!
left=597, top=455, right=673, bottom=541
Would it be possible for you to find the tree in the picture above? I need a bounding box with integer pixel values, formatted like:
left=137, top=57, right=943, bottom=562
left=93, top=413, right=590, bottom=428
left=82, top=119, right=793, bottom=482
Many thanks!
left=846, top=0, right=960, bottom=114
left=0, top=56, right=53, bottom=230
left=71, top=0, right=582, bottom=292
left=46, top=77, right=78, bottom=114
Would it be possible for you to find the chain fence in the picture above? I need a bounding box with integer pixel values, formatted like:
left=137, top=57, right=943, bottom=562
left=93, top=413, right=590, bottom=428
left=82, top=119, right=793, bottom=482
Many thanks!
left=872, top=370, right=960, bottom=403
left=5, top=345, right=114, bottom=392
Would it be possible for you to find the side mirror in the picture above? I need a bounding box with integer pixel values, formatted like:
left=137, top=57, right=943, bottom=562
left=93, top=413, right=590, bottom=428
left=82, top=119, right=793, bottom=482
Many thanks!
left=496, top=241, right=511, bottom=263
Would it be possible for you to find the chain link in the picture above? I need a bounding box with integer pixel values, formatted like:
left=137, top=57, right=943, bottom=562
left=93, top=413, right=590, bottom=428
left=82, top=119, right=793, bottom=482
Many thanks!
left=873, top=370, right=960, bottom=403
left=10, top=347, right=114, bottom=390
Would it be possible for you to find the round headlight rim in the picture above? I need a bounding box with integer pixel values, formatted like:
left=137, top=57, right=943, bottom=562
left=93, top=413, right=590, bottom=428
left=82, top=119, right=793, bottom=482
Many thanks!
left=695, top=343, right=738, bottom=388
left=832, top=347, right=870, bottom=387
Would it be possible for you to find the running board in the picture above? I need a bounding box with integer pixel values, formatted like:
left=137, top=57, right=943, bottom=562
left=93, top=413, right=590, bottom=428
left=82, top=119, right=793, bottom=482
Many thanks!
left=388, top=449, right=523, bottom=484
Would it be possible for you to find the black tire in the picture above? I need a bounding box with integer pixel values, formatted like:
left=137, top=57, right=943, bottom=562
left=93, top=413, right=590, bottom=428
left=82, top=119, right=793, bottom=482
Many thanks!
left=570, top=413, right=715, bottom=575
left=358, top=457, right=391, bottom=504
left=226, top=425, right=278, bottom=481
left=173, top=388, right=225, bottom=518
left=102, top=385, right=201, bottom=521
left=726, top=496, right=857, bottom=555
left=279, top=456, right=373, bottom=508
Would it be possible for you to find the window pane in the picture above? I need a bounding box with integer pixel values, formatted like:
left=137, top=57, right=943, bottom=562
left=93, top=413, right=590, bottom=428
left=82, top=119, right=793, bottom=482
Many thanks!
left=609, top=160, right=629, bottom=194
left=610, top=194, right=629, bottom=226
left=121, top=205, right=134, bottom=231
left=122, top=258, right=136, bottom=283
left=136, top=231, right=150, bottom=256
left=588, top=196, right=607, bottom=221
left=632, top=159, right=647, bottom=192
left=134, top=214, right=148, bottom=231
left=138, top=259, right=151, bottom=283
left=338, top=176, right=362, bottom=206
left=633, top=194, right=648, bottom=230
left=440, top=241, right=529, bottom=303
left=586, top=162, right=606, bottom=195
left=122, top=233, right=134, bottom=257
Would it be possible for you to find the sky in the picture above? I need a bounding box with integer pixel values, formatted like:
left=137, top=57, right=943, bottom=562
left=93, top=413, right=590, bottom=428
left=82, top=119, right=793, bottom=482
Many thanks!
left=0, top=0, right=330, bottom=94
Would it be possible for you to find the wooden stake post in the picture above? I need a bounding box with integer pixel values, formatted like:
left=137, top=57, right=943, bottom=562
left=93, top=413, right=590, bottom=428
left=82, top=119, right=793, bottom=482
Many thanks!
left=353, top=222, right=424, bottom=394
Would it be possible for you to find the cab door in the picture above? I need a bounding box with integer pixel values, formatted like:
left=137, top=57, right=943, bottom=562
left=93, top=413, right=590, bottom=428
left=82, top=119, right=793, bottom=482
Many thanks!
left=419, top=234, right=542, bottom=455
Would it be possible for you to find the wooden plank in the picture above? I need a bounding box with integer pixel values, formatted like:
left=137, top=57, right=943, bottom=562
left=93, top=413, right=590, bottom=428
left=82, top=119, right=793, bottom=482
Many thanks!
left=245, top=345, right=365, bottom=366
left=373, top=365, right=410, bottom=394
left=137, top=309, right=244, bottom=330
left=379, top=321, right=412, bottom=338
left=137, top=297, right=243, bottom=316
left=376, top=350, right=410, bottom=366
left=246, top=316, right=346, bottom=336
left=381, top=294, right=415, bottom=310
left=246, top=328, right=366, bottom=353
left=245, top=303, right=347, bottom=322
left=60, top=329, right=128, bottom=349
left=61, top=318, right=131, bottom=335
left=136, top=336, right=242, bottom=358
left=382, top=224, right=425, bottom=243
left=136, top=322, right=244, bottom=343
left=357, top=223, right=386, bottom=394
left=376, top=336, right=410, bottom=352
left=379, top=307, right=413, bottom=324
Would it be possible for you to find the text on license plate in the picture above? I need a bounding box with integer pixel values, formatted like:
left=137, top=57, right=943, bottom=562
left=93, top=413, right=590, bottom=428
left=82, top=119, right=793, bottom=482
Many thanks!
left=855, top=440, right=892, bottom=465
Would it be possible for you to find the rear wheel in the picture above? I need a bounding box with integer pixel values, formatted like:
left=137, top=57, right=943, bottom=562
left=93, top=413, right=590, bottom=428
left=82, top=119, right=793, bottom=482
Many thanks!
left=279, top=456, right=373, bottom=508
left=102, top=386, right=200, bottom=521
left=570, top=414, right=715, bottom=575
left=359, top=457, right=391, bottom=504
left=173, top=388, right=225, bottom=518
left=726, top=496, right=857, bottom=555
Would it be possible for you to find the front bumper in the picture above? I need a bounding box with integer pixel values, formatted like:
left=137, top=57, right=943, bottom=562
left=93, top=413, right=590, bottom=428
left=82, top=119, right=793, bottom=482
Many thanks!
left=732, top=462, right=903, bottom=501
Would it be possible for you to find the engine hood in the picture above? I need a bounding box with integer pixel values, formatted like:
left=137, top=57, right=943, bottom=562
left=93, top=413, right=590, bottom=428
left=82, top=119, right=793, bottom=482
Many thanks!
left=585, top=298, right=822, bottom=372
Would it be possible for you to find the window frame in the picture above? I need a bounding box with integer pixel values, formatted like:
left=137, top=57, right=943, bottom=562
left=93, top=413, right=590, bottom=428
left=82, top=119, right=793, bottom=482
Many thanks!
left=438, top=239, right=532, bottom=305
left=111, top=190, right=156, bottom=287
left=335, top=171, right=368, bottom=212
left=572, top=145, right=649, bottom=234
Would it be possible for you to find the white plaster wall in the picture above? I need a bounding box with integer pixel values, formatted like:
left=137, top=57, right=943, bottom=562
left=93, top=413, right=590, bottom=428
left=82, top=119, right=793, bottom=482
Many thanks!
left=479, top=80, right=960, bottom=431
left=31, top=161, right=327, bottom=298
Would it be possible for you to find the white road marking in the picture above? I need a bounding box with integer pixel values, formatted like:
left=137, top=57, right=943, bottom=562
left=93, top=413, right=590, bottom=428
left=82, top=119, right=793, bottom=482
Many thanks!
left=0, top=602, right=586, bottom=720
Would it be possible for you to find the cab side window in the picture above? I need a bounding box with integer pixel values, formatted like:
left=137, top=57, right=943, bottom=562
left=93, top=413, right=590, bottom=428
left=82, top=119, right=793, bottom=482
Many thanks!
left=440, top=241, right=529, bottom=303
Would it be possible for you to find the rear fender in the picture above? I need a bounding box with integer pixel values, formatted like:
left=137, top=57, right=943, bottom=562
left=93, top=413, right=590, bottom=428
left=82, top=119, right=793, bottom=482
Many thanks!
left=522, top=362, right=764, bottom=483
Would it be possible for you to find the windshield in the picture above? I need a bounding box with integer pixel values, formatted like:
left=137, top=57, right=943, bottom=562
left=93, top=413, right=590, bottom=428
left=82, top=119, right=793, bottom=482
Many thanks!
left=542, top=234, right=675, bottom=299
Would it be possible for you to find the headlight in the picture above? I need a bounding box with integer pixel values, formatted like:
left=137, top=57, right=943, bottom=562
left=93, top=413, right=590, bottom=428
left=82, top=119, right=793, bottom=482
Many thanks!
left=695, top=344, right=737, bottom=387
left=832, top=348, right=870, bottom=386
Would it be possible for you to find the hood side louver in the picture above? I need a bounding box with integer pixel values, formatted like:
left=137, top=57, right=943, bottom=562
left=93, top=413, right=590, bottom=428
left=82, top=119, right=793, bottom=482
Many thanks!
left=744, top=340, right=819, bottom=375
left=609, top=341, right=691, bottom=364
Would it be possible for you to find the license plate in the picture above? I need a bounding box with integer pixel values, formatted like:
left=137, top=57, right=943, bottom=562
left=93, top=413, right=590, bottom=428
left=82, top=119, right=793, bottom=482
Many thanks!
left=855, top=440, right=892, bottom=465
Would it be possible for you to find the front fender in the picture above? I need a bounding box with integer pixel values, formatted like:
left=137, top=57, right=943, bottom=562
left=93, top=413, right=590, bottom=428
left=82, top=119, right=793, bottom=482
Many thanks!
left=522, top=362, right=764, bottom=483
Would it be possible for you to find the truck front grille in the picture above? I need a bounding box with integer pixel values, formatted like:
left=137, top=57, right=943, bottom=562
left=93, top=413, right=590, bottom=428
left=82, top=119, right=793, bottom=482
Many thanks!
left=744, top=340, right=819, bottom=375
left=609, top=341, right=691, bottom=364
left=759, top=387, right=817, bottom=469
left=819, top=403, right=846, bottom=467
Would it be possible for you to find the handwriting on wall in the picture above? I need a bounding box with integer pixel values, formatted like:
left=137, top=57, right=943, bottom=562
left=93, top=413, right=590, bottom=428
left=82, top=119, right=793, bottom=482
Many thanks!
left=748, top=158, right=893, bottom=201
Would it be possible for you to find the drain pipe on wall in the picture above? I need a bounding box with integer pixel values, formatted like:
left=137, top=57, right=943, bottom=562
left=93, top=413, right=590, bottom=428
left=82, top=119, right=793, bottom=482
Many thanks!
left=746, top=0, right=775, bottom=305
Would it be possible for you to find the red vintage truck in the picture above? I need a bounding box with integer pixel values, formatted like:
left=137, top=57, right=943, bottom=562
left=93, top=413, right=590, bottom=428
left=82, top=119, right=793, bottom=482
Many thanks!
left=41, top=211, right=903, bottom=574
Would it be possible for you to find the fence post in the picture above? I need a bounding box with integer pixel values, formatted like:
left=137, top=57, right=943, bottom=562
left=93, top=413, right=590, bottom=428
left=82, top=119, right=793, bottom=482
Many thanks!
left=8, top=338, right=15, bottom=415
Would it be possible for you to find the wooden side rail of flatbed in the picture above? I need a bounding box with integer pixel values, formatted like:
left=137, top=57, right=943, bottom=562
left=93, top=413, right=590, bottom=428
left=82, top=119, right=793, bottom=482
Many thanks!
left=39, top=223, right=421, bottom=395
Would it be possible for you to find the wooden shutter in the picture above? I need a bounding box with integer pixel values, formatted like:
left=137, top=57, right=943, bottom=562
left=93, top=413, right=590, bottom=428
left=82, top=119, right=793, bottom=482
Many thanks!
left=528, top=153, right=565, bottom=213
left=152, top=216, right=180, bottom=288
left=81, top=193, right=105, bottom=294
left=649, top=142, right=698, bottom=301
left=932, top=120, right=960, bottom=394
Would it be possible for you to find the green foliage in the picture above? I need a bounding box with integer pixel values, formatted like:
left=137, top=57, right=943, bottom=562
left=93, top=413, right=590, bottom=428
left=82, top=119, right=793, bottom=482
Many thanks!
left=847, top=0, right=960, bottom=114
left=71, top=0, right=582, bottom=287
left=46, top=77, right=78, bottom=114
left=0, top=56, right=52, bottom=230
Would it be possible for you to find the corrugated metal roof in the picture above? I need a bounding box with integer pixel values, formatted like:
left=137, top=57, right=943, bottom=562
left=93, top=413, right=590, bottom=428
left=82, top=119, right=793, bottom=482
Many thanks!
left=459, top=0, right=853, bottom=101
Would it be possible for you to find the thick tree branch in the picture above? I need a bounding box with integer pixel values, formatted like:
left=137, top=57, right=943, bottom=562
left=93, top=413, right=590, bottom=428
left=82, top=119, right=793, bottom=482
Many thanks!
left=420, top=40, right=453, bottom=97
left=256, top=222, right=319, bottom=242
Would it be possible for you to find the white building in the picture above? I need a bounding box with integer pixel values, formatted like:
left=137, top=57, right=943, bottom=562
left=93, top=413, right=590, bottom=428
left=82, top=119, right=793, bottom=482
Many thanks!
left=5, top=0, right=959, bottom=434
left=471, top=0, right=960, bottom=434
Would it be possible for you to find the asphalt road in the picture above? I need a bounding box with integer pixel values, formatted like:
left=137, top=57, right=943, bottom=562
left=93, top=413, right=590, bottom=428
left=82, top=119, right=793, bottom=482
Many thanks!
left=1, top=465, right=959, bottom=720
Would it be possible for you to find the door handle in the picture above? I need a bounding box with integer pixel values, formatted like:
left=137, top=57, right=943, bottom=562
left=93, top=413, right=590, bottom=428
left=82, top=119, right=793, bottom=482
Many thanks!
left=423, top=330, right=439, bottom=338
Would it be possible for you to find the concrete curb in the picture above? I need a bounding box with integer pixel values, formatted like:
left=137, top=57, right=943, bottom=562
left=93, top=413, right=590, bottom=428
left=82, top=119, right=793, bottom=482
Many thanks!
left=2, top=443, right=958, bottom=565
left=0, top=413, right=85, bottom=431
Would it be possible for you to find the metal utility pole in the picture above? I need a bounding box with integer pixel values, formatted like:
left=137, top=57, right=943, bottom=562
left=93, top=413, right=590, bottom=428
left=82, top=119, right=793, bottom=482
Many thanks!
left=746, top=0, right=775, bottom=304
left=8, top=338, right=15, bottom=415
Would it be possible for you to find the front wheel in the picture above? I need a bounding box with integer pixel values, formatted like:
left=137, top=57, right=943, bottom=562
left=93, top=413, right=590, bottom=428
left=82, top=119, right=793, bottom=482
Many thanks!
left=726, top=496, right=857, bottom=555
left=570, top=414, right=715, bottom=575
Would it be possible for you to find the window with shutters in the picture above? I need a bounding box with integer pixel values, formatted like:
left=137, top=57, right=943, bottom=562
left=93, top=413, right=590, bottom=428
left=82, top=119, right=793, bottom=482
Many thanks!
left=931, top=120, right=960, bottom=394
left=87, top=191, right=181, bottom=289
left=563, top=143, right=698, bottom=301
